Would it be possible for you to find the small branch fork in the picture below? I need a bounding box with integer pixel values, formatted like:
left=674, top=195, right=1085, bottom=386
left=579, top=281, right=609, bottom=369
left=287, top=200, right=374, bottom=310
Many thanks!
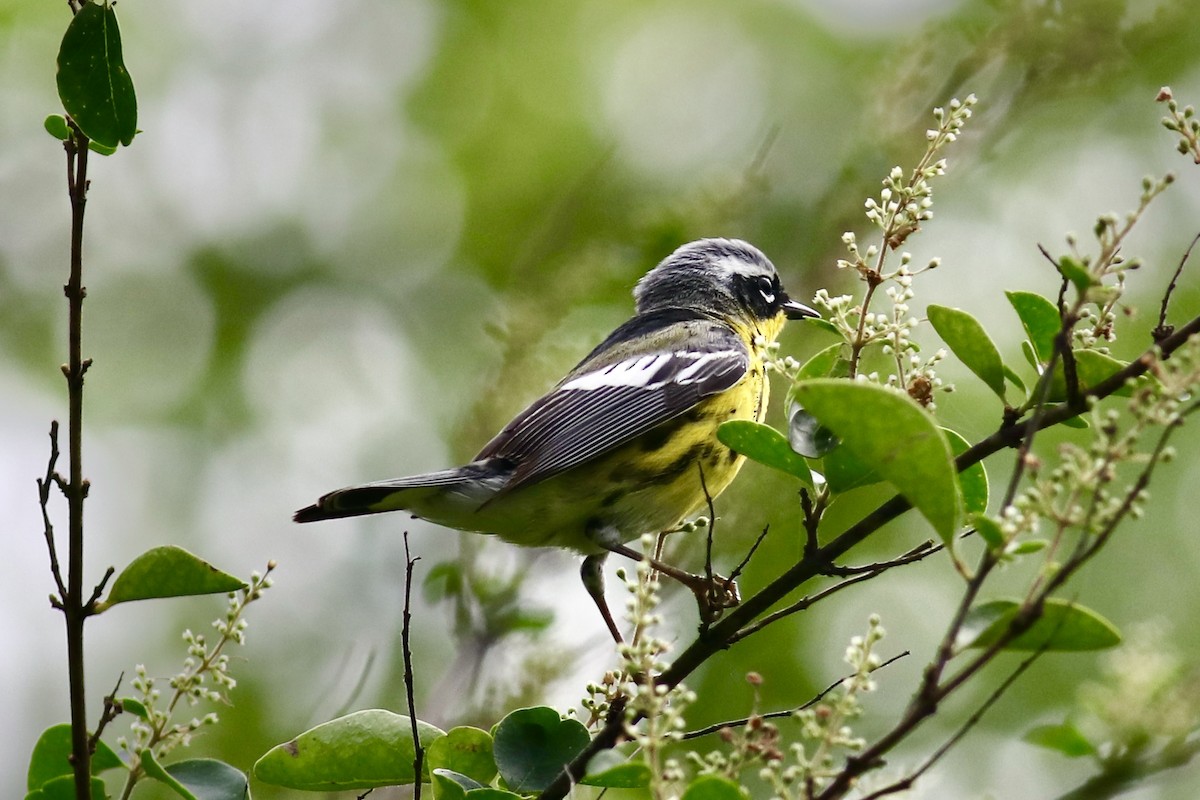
left=537, top=310, right=1200, bottom=800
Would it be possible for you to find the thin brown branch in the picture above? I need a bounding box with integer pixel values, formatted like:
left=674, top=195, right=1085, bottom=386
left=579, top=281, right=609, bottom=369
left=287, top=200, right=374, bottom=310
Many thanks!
left=1154, top=230, right=1199, bottom=342
left=85, top=566, right=115, bottom=613
left=682, top=651, right=909, bottom=740
left=63, top=116, right=94, bottom=800
left=855, top=644, right=1049, bottom=800
left=90, top=673, right=125, bottom=752
left=727, top=525, right=770, bottom=587
left=38, top=421, right=68, bottom=602
left=402, top=532, right=423, bottom=800
left=732, top=544, right=938, bottom=644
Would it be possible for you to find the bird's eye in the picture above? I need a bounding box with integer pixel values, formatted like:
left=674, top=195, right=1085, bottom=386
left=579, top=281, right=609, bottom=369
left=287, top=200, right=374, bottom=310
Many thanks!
left=758, top=276, right=776, bottom=304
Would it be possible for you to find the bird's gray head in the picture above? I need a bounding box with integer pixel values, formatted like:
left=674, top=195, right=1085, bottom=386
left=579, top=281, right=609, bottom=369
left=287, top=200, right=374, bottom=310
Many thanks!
left=634, top=238, right=818, bottom=323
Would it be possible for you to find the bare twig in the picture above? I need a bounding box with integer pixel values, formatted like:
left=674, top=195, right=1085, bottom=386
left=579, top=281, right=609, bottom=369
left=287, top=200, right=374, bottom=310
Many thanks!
left=682, top=651, right=909, bottom=740
left=1154, top=230, right=1199, bottom=342
left=727, top=525, right=770, bottom=587
left=856, top=644, right=1049, bottom=800
left=402, top=532, right=424, bottom=800
left=38, top=422, right=68, bottom=602
left=62, top=114, right=95, bottom=800
left=90, top=673, right=125, bottom=752
left=731, top=544, right=938, bottom=644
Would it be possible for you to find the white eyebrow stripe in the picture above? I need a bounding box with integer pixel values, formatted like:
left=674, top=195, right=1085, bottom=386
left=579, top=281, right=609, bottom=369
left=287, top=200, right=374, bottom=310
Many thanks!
left=714, top=254, right=774, bottom=279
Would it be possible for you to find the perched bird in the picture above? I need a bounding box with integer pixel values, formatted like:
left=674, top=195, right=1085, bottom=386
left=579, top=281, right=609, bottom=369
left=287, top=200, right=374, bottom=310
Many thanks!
left=295, top=238, right=819, bottom=640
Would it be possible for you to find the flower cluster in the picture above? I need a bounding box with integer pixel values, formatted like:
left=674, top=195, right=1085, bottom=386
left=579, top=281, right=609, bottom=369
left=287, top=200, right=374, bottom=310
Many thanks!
left=116, top=563, right=274, bottom=791
left=619, top=541, right=697, bottom=798
left=1158, top=86, right=1200, bottom=164
left=811, top=96, right=975, bottom=408
left=990, top=338, right=1200, bottom=566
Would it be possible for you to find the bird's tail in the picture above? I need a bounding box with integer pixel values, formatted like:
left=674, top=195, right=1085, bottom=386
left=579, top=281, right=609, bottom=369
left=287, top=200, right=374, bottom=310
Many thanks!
left=293, top=463, right=507, bottom=523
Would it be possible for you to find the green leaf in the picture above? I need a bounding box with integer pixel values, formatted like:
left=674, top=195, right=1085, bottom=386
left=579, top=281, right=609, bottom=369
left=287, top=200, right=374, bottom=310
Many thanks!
left=972, top=514, right=1005, bottom=551
left=423, top=561, right=464, bottom=602
left=427, top=727, right=497, bottom=787
left=1004, top=364, right=1027, bottom=396
left=97, top=546, right=246, bottom=611
left=432, top=768, right=480, bottom=800
left=823, top=439, right=883, bottom=493
left=27, top=723, right=124, bottom=790
left=957, top=598, right=1122, bottom=652
left=254, top=709, right=445, bottom=790
left=1048, top=351, right=1138, bottom=401
left=944, top=428, right=988, bottom=517
left=792, top=379, right=961, bottom=542
left=796, top=343, right=845, bottom=380
left=1057, top=256, right=1098, bottom=293
left=1024, top=723, right=1098, bottom=758
left=44, top=114, right=71, bottom=141
left=142, top=750, right=198, bottom=800
left=805, top=318, right=841, bottom=338
left=682, top=774, right=746, bottom=800
left=580, top=750, right=651, bottom=788
left=492, top=707, right=589, bottom=793
left=119, top=697, right=150, bottom=720
left=88, top=140, right=118, bottom=156
left=56, top=1, right=138, bottom=148
left=165, top=760, right=250, bottom=800
left=718, top=420, right=814, bottom=487
left=32, top=774, right=108, bottom=800
left=1006, top=291, right=1061, bottom=364
left=1008, top=539, right=1049, bottom=555
left=927, top=305, right=1008, bottom=399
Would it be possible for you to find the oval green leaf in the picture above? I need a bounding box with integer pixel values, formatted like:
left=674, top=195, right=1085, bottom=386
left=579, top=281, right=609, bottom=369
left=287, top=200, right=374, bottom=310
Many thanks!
left=796, top=342, right=845, bottom=380
left=56, top=1, right=138, bottom=148
left=927, top=305, right=1008, bottom=399
left=142, top=750, right=197, bottom=800
left=957, top=598, right=1122, bottom=652
left=30, top=774, right=108, bottom=800
left=432, top=768, right=481, bottom=800
left=823, top=439, right=883, bottom=493
left=97, top=546, right=246, bottom=611
left=580, top=750, right=651, bottom=788
left=27, top=723, right=124, bottom=790
left=682, top=774, right=746, bottom=800
left=1006, top=291, right=1061, bottom=364
left=1023, top=723, right=1097, bottom=758
left=44, top=114, right=71, bottom=141
left=165, top=759, right=249, bottom=800
left=717, top=419, right=814, bottom=487
left=427, top=727, right=497, bottom=786
left=971, top=514, right=1005, bottom=551
left=254, top=709, right=445, bottom=790
left=944, top=428, right=988, bottom=516
left=792, top=379, right=961, bottom=543
left=492, top=707, right=589, bottom=793
left=1057, top=256, right=1098, bottom=293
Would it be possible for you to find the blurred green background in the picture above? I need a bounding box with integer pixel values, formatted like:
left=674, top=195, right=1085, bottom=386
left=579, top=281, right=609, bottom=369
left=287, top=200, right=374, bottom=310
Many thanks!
left=4, top=0, right=1200, bottom=797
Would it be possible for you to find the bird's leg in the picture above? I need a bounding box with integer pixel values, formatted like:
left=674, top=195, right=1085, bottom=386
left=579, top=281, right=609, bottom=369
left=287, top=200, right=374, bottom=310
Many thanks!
left=581, top=553, right=623, bottom=644
left=603, top=542, right=740, bottom=623
left=586, top=523, right=740, bottom=626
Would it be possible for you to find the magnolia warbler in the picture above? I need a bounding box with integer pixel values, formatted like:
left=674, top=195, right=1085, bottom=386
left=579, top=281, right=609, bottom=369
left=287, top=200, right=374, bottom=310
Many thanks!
left=295, top=238, right=819, bottom=640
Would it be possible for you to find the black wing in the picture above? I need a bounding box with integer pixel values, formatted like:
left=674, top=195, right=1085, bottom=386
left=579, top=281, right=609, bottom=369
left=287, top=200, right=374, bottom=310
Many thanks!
left=476, top=316, right=748, bottom=493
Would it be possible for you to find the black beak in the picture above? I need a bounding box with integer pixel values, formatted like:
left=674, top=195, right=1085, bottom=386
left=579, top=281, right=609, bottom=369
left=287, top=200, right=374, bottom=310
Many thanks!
left=783, top=297, right=821, bottom=321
